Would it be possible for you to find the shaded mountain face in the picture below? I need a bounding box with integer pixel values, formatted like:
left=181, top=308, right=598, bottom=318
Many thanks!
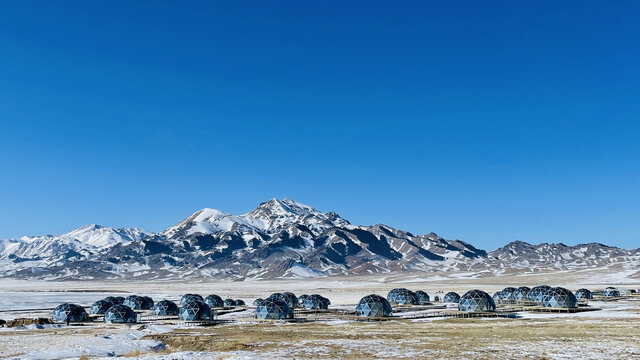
left=0, top=199, right=637, bottom=280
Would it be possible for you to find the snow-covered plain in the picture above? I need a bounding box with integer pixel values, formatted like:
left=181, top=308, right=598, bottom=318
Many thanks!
left=0, top=271, right=639, bottom=359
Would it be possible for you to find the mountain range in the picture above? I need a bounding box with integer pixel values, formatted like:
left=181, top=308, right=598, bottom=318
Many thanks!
left=1, top=198, right=638, bottom=280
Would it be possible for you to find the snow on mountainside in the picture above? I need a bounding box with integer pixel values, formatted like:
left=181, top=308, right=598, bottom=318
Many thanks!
left=0, top=224, right=151, bottom=258
left=162, top=199, right=351, bottom=239
left=481, top=240, right=640, bottom=275
left=0, top=199, right=638, bottom=281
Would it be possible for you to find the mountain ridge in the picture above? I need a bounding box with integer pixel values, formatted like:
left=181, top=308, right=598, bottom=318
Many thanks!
left=1, top=199, right=638, bottom=280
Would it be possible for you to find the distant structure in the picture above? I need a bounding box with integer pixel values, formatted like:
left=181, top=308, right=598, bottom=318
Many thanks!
left=603, top=287, right=621, bottom=297
left=303, top=294, right=329, bottom=310
left=141, top=296, right=154, bottom=310
left=104, top=304, right=137, bottom=324
left=268, top=292, right=297, bottom=309
left=204, top=294, right=224, bottom=308
left=297, top=294, right=309, bottom=307
left=514, top=287, right=531, bottom=301
left=255, top=298, right=293, bottom=320
left=575, top=288, right=593, bottom=300
left=528, top=285, right=552, bottom=303
left=235, top=299, right=246, bottom=306
left=458, top=290, right=495, bottom=312
left=387, top=288, right=418, bottom=306
left=123, top=295, right=145, bottom=310
left=223, top=299, right=236, bottom=307
left=179, top=300, right=212, bottom=321
left=443, top=292, right=461, bottom=303
left=492, top=291, right=503, bottom=302
left=253, top=298, right=264, bottom=306
left=153, top=300, right=179, bottom=316
left=90, top=300, right=114, bottom=315
left=103, top=296, right=125, bottom=305
left=499, top=287, right=517, bottom=300
left=52, top=303, right=88, bottom=323
left=180, top=294, right=204, bottom=305
left=355, top=295, right=393, bottom=318
left=541, top=287, right=578, bottom=309
left=281, top=292, right=298, bottom=308
left=414, top=291, right=430, bottom=304
left=605, top=287, right=631, bottom=296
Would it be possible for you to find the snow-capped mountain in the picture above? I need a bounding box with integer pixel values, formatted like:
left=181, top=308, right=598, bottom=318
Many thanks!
left=0, top=199, right=638, bottom=280
left=162, top=199, right=350, bottom=239
left=0, top=224, right=151, bottom=259
left=479, top=240, right=640, bottom=275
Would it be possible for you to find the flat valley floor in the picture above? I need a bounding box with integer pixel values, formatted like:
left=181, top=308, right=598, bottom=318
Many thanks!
left=0, top=270, right=639, bottom=359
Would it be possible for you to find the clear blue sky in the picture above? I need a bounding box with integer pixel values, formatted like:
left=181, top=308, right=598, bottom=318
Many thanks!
left=1, top=1, right=638, bottom=250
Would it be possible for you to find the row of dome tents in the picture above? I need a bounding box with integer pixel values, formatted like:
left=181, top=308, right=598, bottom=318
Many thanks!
left=52, top=286, right=628, bottom=324
left=386, top=288, right=463, bottom=305
left=254, top=292, right=333, bottom=319
left=53, top=293, right=246, bottom=324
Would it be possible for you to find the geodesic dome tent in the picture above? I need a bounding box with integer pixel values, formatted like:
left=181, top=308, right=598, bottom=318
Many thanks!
left=297, top=294, right=309, bottom=307
left=253, top=298, right=264, bottom=306
left=541, top=287, right=577, bottom=309
left=459, top=290, right=496, bottom=312
left=303, top=294, right=329, bottom=309
left=255, top=298, right=293, bottom=320
left=123, top=295, right=145, bottom=310
left=355, top=294, right=393, bottom=318
left=528, top=285, right=551, bottom=302
left=180, top=293, right=204, bottom=305
left=280, top=292, right=298, bottom=308
left=179, top=300, right=212, bottom=321
left=104, top=304, right=137, bottom=324
left=499, top=287, right=517, bottom=300
left=492, top=291, right=503, bottom=302
left=619, top=288, right=632, bottom=296
left=575, top=288, right=593, bottom=300
left=387, top=288, right=418, bottom=306
left=514, top=287, right=531, bottom=301
left=268, top=292, right=297, bottom=309
left=90, top=300, right=114, bottom=315
left=141, top=296, right=154, bottom=310
left=605, top=287, right=631, bottom=296
left=153, top=300, right=179, bottom=316
left=603, top=287, right=621, bottom=297
left=235, top=299, right=245, bottom=306
left=415, top=291, right=430, bottom=304
left=204, top=294, right=224, bottom=308
left=443, top=292, right=461, bottom=303
left=103, top=296, right=124, bottom=305
left=223, top=299, right=236, bottom=307
left=52, top=303, right=88, bottom=323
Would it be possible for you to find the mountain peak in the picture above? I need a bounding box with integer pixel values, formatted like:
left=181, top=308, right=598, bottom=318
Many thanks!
left=250, top=198, right=317, bottom=218
left=244, top=198, right=349, bottom=234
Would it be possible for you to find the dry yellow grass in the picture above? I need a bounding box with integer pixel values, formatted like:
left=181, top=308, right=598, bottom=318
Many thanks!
left=142, top=317, right=640, bottom=359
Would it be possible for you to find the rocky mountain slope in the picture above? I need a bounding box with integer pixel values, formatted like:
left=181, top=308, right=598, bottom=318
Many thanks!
left=0, top=199, right=637, bottom=280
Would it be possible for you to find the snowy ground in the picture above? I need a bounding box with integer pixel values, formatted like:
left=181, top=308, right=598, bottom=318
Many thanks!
left=0, top=271, right=639, bottom=359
